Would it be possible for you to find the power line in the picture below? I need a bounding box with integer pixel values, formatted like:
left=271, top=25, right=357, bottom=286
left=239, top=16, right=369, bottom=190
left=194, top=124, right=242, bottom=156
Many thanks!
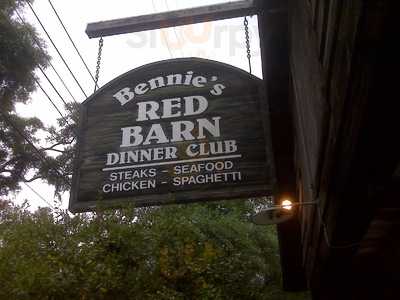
left=34, top=77, right=79, bottom=137
left=0, top=8, right=76, bottom=180
left=23, top=182, right=55, bottom=209
left=15, top=10, right=79, bottom=105
left=1, top=111, right=51, bottom=163
left=37, top=65, right=69, bottom=108
left=2, top=8, right=71, bottom=208
left=46, top=57, right=79, bottom=104
left=6, top=10, right=77, bottom=135
left=0, top=22, right=75, bottom=136
left=24, top=0, right=88, bottom=98
left=47, top=0, right=98, bottom=89
left=0, top=110, right=71, bottom=188
left=34, top=78, right=69, bottom=124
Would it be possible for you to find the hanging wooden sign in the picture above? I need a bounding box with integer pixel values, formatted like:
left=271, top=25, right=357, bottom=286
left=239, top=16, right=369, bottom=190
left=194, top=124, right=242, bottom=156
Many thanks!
left=69, top=58, right=275, bottom=212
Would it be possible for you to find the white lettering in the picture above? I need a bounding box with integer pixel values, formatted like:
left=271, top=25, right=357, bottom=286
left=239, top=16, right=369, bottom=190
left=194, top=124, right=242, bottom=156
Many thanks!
left=198, top=116, right=221, bottom=138
left=143, top=124, right=169, bottom=145
left=183, top=96, right=208, bottom=116
left=210, top=83, right=226, bottom=96
left=161, top=98, right=181, bottom=119
left=106, top=153, right=120, bottom=165
left=148, top=76, right=165, bottom=90
left=120, top=126, right=143, bottom=147
left=111, top=72, right=225, bottom=106
left=137, top=101, right=160, bottom=121
left=192, top=76, right=207, bottom=87
left=113, top=87, right=134, bottom=105
left=171, top=121, right=195, bottom=142
left=134, top=83, right=149, bottom=95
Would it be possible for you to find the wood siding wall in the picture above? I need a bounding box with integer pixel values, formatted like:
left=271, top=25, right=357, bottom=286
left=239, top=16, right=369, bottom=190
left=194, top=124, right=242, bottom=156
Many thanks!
left=290, top=0, right=362, bottom=286
left=290, top=0, right=399, bottom=298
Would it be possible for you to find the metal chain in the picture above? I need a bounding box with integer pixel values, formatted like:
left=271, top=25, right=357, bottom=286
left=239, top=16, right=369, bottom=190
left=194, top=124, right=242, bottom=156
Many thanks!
left=94, top=37, right=103, bottom=93
left=244, top=16, right=252, bottom=74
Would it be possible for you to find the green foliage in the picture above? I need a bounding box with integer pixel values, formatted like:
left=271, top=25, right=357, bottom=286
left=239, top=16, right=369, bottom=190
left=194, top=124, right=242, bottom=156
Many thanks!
left=0, top=0, right=48, bottom=110
left=0, top=0, right=75, bottom=197
left=40, top=102, right=79, bottom=196
left=0, top=199, right=310, bottom=299
left=0, top=0, right=53, bottom=196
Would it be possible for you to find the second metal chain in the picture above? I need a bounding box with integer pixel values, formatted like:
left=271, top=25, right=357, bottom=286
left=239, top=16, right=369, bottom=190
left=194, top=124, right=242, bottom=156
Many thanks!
left=244, top=16, right=252, bottom=74
left=94, top=37, right=103, bottom=93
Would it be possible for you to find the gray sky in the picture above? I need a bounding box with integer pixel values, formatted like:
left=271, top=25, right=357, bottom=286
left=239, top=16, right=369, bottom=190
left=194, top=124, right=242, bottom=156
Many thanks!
left=10, top=0, right=262, bottom=211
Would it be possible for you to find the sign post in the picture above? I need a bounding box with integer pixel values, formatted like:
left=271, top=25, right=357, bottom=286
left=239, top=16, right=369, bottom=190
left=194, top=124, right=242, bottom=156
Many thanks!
left=69, top=58, right=274, bottom=212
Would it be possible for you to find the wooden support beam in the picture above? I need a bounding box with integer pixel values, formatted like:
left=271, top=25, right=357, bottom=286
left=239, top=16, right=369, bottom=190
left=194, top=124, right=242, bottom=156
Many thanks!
left=86, top=0, right=259, bottom=38
left=258, top=0, right=307, bottom=291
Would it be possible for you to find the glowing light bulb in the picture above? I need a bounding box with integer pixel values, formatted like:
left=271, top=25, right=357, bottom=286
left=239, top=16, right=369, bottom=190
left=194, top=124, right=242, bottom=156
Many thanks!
left=281, top=200, right=293, bottom=210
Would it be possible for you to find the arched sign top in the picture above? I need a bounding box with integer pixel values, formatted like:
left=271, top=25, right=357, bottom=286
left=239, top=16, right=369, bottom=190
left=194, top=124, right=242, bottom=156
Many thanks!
left=70, top=57, right=274, bottom=212
left=83, top=57, right=262, bottom=105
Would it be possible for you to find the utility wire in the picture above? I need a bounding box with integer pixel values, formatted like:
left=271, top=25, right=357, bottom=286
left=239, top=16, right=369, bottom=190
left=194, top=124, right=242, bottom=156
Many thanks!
left=24, top=0, right=88, bottom=98
left=15, top=11, right=78, bottom=105
left=3, top=10, right=75, bottom=132
left=47, top=0, right=98, bottom=89
left=34, top=78, right=69, bottom=124
left=37, top=65, right=69, bottom=108
left=47, top=60, right=78, bottom=104
left=46, top=58, right=79, bottom=105
left=34, top=78, right=79, bottom=137
left=0, top=111, right=71, bottom=187
left=0, top=111, right=47, bottom=162
left=5, top=10, right=77, bottom=140
left=9, top=11, right=78, bottom=139
left=2, top=9, right=72, bottom=206
left=23, top=182, right=55, bottom=209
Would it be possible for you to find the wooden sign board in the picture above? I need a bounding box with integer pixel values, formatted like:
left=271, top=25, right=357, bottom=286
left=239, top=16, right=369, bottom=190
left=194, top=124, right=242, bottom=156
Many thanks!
left=69, top=58, right=275, bottom=212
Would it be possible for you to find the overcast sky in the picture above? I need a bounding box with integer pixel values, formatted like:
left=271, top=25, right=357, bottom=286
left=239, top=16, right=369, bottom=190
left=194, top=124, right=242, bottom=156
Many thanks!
left=10, top=0, right=262, bottom=211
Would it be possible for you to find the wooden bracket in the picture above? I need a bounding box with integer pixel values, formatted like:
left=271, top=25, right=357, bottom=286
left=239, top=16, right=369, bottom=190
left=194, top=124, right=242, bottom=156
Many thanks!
left=86, top=0, right=260, bottom=38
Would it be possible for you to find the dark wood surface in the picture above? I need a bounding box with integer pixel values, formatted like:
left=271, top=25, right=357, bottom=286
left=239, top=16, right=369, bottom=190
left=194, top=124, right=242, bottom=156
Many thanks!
left=258, top=0, right=307, bottom=291
left=86, top=0, right=259, bottom=38
left=70, top=58, right=274, bottom=212
left=290, top=0, right=400, bottom=298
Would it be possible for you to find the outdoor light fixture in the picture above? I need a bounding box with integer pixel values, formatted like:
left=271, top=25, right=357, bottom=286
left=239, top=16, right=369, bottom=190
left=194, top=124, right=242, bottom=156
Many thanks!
left=252, top=199, right=318, bottom=225
left=281, top=199, right=293, bottom=210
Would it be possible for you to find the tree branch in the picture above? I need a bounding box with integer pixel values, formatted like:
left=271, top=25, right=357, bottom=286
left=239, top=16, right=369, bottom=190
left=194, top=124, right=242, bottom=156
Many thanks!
left=41, top=138, right=74, bottom=153
left=0, top=157, right=17, bottom=171
left=42, top=148, right=65, bottom=154
left=23, top=175, right=43, bottom=183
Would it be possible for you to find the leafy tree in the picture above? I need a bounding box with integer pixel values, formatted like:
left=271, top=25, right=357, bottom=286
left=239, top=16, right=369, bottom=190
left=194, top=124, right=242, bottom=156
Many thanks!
left=0, top=199, right=310, bottom=299
left=0, top=0, right=75, bottom=197
left=37, top=102, right=78, bottom=196
left=0, top=0, right=76, bottom=197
